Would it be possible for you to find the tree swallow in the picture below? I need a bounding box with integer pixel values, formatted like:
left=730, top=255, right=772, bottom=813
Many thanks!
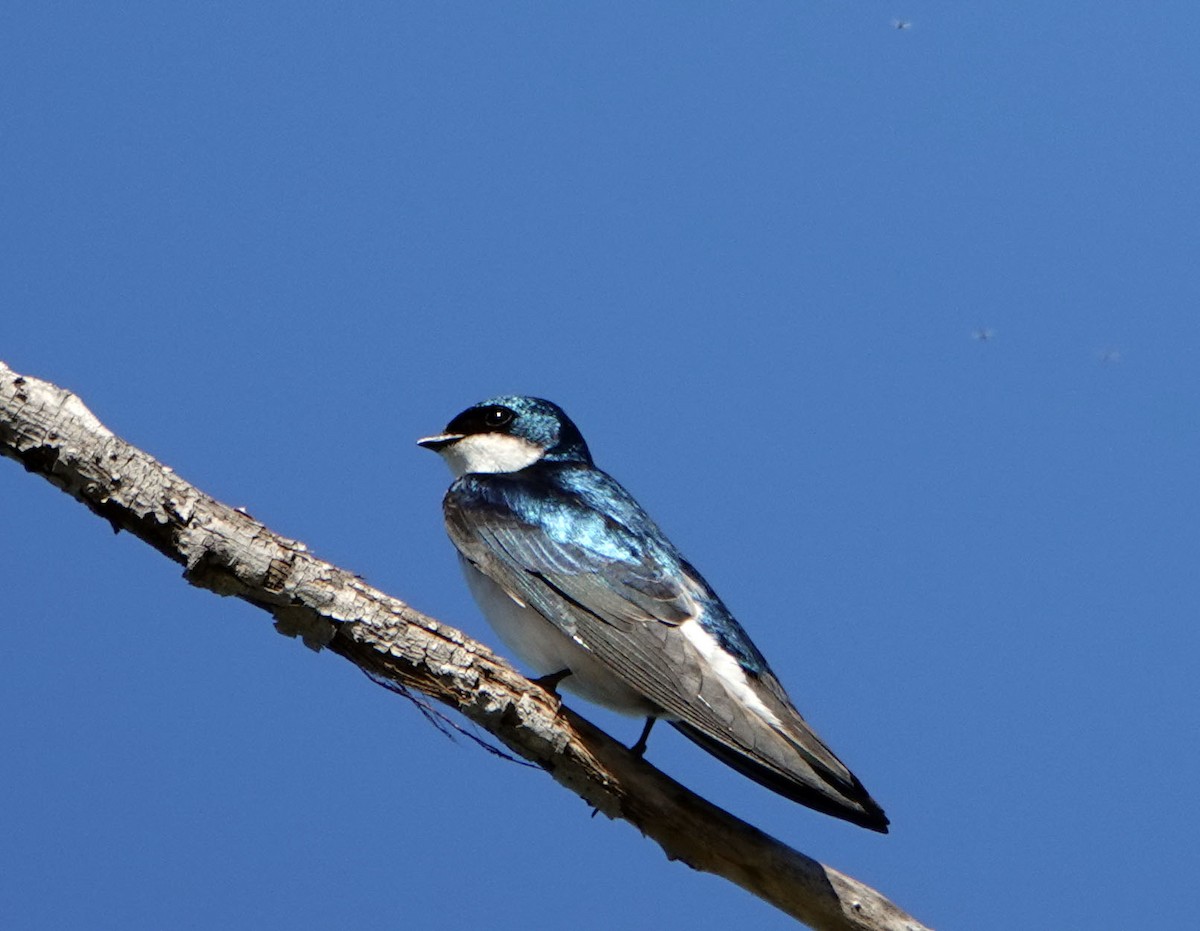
left=419, top=396, right=888, bottom=832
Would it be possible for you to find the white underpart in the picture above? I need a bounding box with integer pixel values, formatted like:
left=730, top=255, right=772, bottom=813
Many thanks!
left=438, top=433, right=545, bottom=477
left=679, top=617, right=781, bottom=727
left=461, top=559, right=657, bottom=716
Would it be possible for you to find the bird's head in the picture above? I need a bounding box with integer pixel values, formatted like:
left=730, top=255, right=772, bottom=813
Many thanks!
left=418, top=396, right=593, bottom=477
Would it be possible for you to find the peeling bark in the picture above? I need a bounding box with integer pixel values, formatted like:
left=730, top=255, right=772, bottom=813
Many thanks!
left=0, top=360, right=931, bottom=931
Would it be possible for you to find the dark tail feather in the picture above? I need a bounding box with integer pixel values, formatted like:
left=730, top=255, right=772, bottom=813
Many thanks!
left=670, top=721, right=890, bottom=833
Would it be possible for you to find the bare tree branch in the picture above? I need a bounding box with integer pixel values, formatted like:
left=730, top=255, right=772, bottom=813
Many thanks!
left=0, top=360, right=931, bottom=931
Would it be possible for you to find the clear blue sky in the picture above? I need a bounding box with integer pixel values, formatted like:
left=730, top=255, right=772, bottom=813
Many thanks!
left=3, top=4, right=1198, bottom=929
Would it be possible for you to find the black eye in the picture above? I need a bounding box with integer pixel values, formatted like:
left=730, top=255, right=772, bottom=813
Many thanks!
left=483, top=406, right=514, bottom=428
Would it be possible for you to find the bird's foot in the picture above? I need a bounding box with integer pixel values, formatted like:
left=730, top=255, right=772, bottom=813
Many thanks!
left=531, top=668, right=572, bottom=693
left=629, top=716, right=657, bottom=758
left=531, top=668, right=572, bottom=697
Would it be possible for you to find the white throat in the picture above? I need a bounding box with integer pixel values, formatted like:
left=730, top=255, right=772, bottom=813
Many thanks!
left=439, top=433, right=546, bottom=477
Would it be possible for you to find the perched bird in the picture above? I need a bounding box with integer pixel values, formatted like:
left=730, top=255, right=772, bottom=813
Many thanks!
left=419, top=396, right=888, bottom=832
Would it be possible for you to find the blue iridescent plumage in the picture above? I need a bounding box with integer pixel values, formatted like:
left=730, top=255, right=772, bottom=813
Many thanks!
left=420, top=396, right=888, bottom=832
left=448, top=464, right=772, bottom=676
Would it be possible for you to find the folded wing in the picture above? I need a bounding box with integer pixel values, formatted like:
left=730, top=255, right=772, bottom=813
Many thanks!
left=444, top=468, right=888, bottom=832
